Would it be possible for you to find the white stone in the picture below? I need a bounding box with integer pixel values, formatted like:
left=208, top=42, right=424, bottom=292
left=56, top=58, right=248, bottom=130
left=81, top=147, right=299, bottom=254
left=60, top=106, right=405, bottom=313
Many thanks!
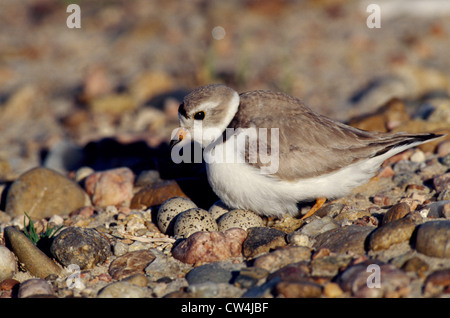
left=0, top=245, right=17, bottom=281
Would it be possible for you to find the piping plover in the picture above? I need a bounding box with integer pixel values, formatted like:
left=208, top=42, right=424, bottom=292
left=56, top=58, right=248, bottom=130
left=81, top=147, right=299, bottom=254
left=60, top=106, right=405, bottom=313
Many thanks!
left=171, top=84, right=444, bottom=218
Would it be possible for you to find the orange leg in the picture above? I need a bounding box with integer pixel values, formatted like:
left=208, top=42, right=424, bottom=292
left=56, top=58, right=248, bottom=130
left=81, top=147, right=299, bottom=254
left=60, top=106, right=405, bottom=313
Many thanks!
left=300, top=197, right=326, bottom=220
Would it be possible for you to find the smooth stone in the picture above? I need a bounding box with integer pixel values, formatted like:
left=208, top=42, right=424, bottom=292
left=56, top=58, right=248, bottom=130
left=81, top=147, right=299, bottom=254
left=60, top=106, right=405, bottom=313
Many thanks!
left=310, top=255, right=353, bottom=277
left=234, top=267, right=269, bottom=289
left=172, top=228, right=247, bottom=266
left=108, top=250, right=155, bottom=280
left=4, top=226, right=61, bottom=279
left=5, top=167, right=89, bottom=219
left=297, top=216, right=339, bottom=237
left=266, top=261, right=310, bottom=282
left=84, top=167, right=135, bottom=207
left=185, top=282, right=245, bottom=298
left=185, top=263, right=234, bottom=285
left=156, top=197, right=197, bottom=234
left=173, top=208, right=218, bottom=238
left=18, top=278, right=54, bottom=298
left=130, top=180, right=188, bottom=210
left=434, top=172, right=450, bottom=192
left=337, top=260, right=410, bottom=298
left=401, top=256, right=429, bottom=274
left=0, top=246, right=17, bottom=282
left=50, top=227, right=112, bottom=269
left=253, top=245, right=312, bottom=272
left=415, top=220, right=450, bottom=258
left=313, top=225, right=375, bottom=255
left=441, top=153, right=450, bottom=166
left=315, top=203, right=345, bottom=218
left=242, top=227, right=287, bottom=259
left=424, top=269, right=450, bottom=296
left=274, top=281, right=322, bottom=298
left=97, top=281, right=150, bottom=298
left=145, top=249, right=190, bottom=281
left=382, top=202, right=411, bottom=225
left=217, top=209, right=265, bottom=231
left=369, top=218, right=416, bottom=251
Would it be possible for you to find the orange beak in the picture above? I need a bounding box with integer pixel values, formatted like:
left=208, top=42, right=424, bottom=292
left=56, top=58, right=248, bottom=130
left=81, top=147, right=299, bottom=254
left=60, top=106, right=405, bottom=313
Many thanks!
left=170, top=127, right=190, bottom=149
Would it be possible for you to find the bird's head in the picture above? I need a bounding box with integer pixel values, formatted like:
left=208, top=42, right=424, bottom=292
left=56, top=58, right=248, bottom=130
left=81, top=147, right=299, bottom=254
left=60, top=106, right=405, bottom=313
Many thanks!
left=171, top=84, right=240, bottom=148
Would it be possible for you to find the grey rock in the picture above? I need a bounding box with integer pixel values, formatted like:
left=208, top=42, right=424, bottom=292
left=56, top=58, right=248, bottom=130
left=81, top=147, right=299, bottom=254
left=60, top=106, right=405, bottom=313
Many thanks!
left=415, top=220, right=450, bottom=258
left=97, top=281, right=150, bottom=298
left=18, top=278, right=54, bottom=298
left=51, top=227, right=112, bottom=269
left=314, top=225, right=375, bottom=255
left=185, top=263, right=234, bottom=285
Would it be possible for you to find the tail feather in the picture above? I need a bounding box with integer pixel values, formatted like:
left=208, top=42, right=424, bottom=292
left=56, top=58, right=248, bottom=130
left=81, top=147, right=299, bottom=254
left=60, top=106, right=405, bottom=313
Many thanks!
left=373, top=133, right=446, bottom=157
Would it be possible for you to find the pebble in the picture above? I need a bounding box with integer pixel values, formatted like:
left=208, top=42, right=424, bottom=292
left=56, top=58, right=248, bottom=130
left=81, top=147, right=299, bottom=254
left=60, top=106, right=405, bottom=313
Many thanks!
left=185, top=263, right=234, bottom=285
left=130, top=181, right=188, bottom=210
left=84, top=167, right=135, bottom=208
left=172, top=228, right=247, bottom=266
left=74, top=166, right=95, bottom=182
left=382, top=202, right=411, bottom=225
left=208, top=200, right=230, bottom=221
left=415, top=220, right=450, bottom=258
left=0, top=246, right=17, bottom=282
left=145, top=249, right=190, bottom=281
left=156, top=197, right=197, bottom=234
left=323, top=282, right=344, bottom=298
left=274, top=281, right=322, bottom=298
left=234, top=267, right=269, bottom=289
left=5, top=167, right=89, bottom=219
left=242, top=227, right=287, bottom=259
left=50, top=227, right=112, bottom=269
left=4, top=226, right=61, bottom=279
left=315, top=203, right=345, bottom=218
left=437, top=140, right=450, bottom=158
left=421, top=200, right=450, bottom=218
left=108, top=250, right=156, bottom=280
left=441, top=153, right=450, bottom=167
left=253, top=246, right=312, bottom=272
left=433, top=172, right=450, bottom=193
left=423, top=269, right=450, bottom=296
left=438, top=190, right=450, bottom=201
left=337, top=260, right=410, bottom=298
left=217, top=209, right=265, bottom=231
left=313, top=225, right=375, bottom=255
left=267, top=261, right=310, bottom=282
left=369, top=218, right=416, bottom=251
left=310, top=255, right=353, bottom=277
left=402, top=256, right=429, bottom=275
left=173, top=208, right=218, bottom=238
left=297, top=216, right=339, bottom=237
left=97, top=281, right=150, bottom=298
left=18, top=278, right=54, bottom=298
left=410, top=150, right=426, bottom=163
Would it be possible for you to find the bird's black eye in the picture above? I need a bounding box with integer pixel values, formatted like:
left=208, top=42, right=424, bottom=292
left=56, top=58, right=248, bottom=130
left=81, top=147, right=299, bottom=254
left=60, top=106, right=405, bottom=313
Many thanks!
left=193, top=111, right=205, bottom=120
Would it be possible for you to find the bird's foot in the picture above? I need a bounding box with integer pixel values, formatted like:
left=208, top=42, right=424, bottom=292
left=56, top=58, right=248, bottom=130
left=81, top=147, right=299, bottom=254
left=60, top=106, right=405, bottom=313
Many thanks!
left=300, top=197, right=326, bottom=220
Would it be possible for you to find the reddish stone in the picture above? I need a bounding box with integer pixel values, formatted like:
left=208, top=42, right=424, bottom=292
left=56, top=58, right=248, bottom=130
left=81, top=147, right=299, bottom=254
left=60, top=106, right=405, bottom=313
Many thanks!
left=172, top=228, right=247, bottom=266
left=85, top=167, right=135, bottom=207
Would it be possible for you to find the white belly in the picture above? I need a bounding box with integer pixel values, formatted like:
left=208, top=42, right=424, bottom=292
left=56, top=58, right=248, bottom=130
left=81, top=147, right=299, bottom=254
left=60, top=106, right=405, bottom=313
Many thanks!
left=204, top=136, right=418, bottom=217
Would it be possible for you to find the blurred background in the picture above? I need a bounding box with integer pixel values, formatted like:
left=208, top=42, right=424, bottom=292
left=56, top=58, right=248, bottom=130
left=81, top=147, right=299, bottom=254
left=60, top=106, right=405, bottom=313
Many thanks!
left=0, top=0, right=449, bottom=179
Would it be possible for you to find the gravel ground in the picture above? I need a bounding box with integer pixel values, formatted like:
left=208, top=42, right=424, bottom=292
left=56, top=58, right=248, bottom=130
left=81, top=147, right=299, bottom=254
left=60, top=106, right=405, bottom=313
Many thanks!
left=1, top=0, right=450, bottom=300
